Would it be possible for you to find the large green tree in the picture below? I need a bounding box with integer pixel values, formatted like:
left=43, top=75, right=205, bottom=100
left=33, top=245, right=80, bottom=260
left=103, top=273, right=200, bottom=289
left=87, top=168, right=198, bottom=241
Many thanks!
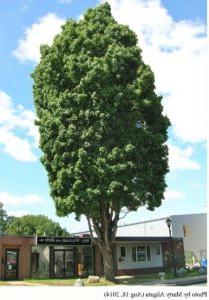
left=6, top=215, right=69, bottom=236
left=32, top=3, right=170, bottom=280
left=0, top=202, right=8, bottom=233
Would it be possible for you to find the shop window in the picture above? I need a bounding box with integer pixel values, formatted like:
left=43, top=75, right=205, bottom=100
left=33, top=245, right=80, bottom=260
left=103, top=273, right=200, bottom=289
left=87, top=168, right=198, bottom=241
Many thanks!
left=120, top=247, right=126, bottom=257
left=77, top=246, right=93, bottom=276
left=31, top=253, right=39, bottom=273
left=137, top=246, right=146, bottom=261
left=132, top=246, right=151, bottom=262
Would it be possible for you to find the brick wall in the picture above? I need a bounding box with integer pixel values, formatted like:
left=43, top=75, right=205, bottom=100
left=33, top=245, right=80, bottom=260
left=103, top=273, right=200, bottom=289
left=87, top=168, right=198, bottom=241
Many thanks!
left=117, top=267, right=164, bottom=276
left=0, top=235, right=36, bottom=280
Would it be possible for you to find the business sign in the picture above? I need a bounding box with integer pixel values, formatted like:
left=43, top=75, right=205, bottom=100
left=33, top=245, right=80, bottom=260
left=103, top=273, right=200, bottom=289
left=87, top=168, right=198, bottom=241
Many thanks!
left=37, top=236, right=92, bottom=246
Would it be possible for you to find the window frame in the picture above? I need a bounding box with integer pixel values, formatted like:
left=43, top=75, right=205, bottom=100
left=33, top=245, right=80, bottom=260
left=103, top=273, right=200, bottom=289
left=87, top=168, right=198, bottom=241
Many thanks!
left=31, top=252, right=39, bottom=273
left=136, top=246, right=147, bottom=261
left=120, top=246, right=126, bottom=258
left=132, top=245, right=152, bottom=262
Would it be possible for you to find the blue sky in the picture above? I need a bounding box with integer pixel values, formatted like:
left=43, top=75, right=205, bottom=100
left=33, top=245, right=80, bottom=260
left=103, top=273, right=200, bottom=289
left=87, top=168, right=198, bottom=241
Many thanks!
left=0, top=0, right=207, bottom=233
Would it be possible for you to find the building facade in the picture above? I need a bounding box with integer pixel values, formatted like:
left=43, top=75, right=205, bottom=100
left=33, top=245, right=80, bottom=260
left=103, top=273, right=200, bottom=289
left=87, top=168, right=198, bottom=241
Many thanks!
left=115, top=213, right=207, bottom=262
left=31, top=236, right=94, bottom=278
left=0, top=235, right=36, bottom=280
left=0, top=234, right=185, bottom=280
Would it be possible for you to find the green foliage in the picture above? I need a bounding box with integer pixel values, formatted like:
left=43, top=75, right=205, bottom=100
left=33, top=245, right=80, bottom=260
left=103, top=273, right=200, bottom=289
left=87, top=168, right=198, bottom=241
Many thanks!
left=0, top=202, right=8, bottom=233
left=185, top=251, right=199, bottom=265
left=32, top=3, right=170, bottom=220
left=6, top=215, right=69, bottom=236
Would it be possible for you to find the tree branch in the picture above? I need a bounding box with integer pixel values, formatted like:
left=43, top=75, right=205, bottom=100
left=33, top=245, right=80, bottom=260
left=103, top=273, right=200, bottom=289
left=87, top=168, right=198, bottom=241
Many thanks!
left=119, top=209, right=130, bottom=220
left=86, top=215, right=100, bottom=248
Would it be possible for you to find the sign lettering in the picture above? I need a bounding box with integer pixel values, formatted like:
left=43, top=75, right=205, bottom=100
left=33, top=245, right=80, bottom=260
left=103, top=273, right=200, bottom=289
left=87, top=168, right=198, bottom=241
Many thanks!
left=37, top=236, right=91, bottom=246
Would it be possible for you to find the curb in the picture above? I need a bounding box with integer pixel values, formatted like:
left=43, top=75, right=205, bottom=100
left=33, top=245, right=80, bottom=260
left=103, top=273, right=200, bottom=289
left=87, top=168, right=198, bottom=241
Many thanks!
left=140, top=275, right=207, bottom=286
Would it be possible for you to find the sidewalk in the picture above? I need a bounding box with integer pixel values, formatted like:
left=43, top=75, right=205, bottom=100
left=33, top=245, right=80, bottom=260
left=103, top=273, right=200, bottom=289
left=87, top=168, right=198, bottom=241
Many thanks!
left=5, top=281, right=45, bottom=286
left=140, top=275, right=207, bottom=286
left=2, top=275, right=207, bottom=286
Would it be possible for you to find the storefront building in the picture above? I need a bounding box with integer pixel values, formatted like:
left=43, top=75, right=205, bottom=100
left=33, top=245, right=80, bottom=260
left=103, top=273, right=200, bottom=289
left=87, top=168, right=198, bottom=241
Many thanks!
left=0, top=234, right=185, bottom=280
left=113, top=237, right=185, bottom=275
left=0, top=235, right=35, bottom=280
left=31, top=236, right=94, bottom=278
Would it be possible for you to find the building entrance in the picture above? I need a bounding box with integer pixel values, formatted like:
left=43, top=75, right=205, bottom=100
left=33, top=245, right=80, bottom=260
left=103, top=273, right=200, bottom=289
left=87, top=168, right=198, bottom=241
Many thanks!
left=4, top=249, right=19, bottom=280
left=54, top=249, right=75, bottom=278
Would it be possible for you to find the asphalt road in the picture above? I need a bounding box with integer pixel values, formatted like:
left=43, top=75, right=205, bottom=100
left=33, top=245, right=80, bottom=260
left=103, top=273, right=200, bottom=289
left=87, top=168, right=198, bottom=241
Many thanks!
left=180, top=281, right=207, bottom=286
left=173, top=279, right=207, bottom=286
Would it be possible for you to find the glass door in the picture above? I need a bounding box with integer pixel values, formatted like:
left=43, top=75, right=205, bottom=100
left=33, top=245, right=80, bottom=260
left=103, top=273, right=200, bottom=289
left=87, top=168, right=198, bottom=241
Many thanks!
left=65, top=250, right=74, bottom=277
left=5, top=249, right=19, bottom=280
left=54, top=250, right=64, bottom=278
left=54, top=249, right=75, bottom=278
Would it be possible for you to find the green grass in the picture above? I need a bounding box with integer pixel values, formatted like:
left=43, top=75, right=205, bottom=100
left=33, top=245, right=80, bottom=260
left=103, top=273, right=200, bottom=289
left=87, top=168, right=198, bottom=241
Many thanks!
left=23, top=271, right=202, bottom=286
left=24, top=278, right=76, bottom=286
left=0, top=270, right=205, bottom=286
left=117, top=270, right=206, bottom=285
left=86, top=278, right=115, bottom=286
left=164, top=269, right=205, bottom=280
left=23, top=277, right=114, bottom=286
left=0, top=281, right=9, bottom=286
left=24, top=274, right=163, bottom=286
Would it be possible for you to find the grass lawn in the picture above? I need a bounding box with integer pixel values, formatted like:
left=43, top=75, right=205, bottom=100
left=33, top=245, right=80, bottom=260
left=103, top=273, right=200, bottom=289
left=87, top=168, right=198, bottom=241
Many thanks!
left=24, top=270, right=205, bottom=286
left=24, top=274, right=168, bottom=286
left=0, top=281, right=9, bottom=286
left=0, top=270, right=205, bottom=286
left=24, top=278, right=77, bottom=286
left=164, top=269, right=204, bottom=279
left=23, top=277, right=114, bottom=286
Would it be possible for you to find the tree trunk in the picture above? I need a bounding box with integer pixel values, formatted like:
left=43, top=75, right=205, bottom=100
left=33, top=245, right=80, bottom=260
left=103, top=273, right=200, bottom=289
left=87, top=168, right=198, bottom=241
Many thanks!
left=87, top=210, right=120, bottom=282
left=101, top=245, right=115, bottom=281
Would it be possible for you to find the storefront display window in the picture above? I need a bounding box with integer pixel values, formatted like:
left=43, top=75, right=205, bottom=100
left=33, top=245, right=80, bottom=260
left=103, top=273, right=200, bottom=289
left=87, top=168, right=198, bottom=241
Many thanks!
left=132, top=245, right=152, bottom=262
left=137, top=246, right=146, bottom=261
left=54, top=249, right=74, bottom=278
left=77, top=246, right=93, bottom=276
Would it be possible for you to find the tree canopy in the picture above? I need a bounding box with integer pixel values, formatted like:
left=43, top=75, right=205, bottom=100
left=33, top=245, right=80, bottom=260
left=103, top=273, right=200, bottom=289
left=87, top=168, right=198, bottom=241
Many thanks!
left=32, top=2, right=170, bottom=280
left=6, top=215, right=69, bottom=236
left=0, top=202, right=8, bottom=233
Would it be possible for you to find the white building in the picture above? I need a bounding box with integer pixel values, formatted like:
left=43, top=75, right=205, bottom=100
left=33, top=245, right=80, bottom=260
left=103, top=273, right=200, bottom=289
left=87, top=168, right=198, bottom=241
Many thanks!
left=116, top=213, right=207, bottom=262
left=73, top=213, right=207, bottom=263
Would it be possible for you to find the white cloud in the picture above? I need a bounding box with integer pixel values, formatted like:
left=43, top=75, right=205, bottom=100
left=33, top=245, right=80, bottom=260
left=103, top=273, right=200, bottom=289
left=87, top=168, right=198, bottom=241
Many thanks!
left=14, top=13, right=65, bottom=63
left=14, top=1, right=207, bottom=144
left=168, top=143, right=200, bottom=171
left=0, top=91, right=39, bottom=161
left=7, top=210, right=30, bottom=217
left=104, top=0, right=207, bottom=143
left=164, top=189, right=184, bottom=200
left=0, top=129, right=37, bottom=161
left=0, top=192, right=44, bottom=207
